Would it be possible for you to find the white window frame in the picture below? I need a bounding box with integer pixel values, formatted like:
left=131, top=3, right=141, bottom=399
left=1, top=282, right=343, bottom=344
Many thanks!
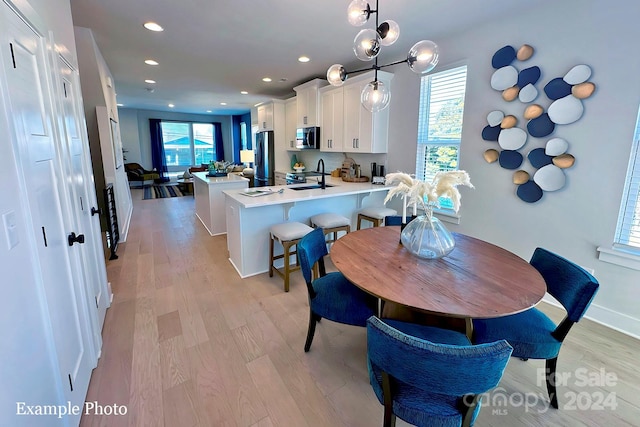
left=415, top=65, right=468, bottom=219
left=597, top=106, right=640, bottom=270
left=160, top=121, right=215, bottom=171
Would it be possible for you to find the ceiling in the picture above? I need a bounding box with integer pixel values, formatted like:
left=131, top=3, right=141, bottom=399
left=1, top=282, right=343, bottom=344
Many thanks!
left=69, top=0, right=544, bottom=115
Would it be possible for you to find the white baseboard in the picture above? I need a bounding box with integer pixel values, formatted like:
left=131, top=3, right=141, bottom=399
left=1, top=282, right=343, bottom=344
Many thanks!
left=542, top=296, right=640, bottom=341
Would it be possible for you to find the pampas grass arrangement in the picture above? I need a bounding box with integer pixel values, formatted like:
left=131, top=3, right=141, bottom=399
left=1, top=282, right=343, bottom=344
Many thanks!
left=384, top=170, right=474, bottom=217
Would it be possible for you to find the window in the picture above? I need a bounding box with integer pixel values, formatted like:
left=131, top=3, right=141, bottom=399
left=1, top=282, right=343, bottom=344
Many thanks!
left=160, top=121, right=215, bottom=170
left=415, top=65, right=468, bottom=209
left=614, top=107, right=640, bottom=251
left=240, top=121, right=248, bottom=150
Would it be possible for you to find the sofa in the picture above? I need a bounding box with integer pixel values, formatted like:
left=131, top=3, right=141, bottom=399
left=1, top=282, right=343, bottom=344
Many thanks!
left=124, top=163, right=160, bottom=187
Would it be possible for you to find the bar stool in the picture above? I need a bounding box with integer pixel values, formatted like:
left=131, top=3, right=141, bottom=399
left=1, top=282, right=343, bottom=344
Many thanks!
left=356, top=207, right=398, bottom=230
left=269, top=222, right=314, bottom=292
left=309, top=213, right=351, bottom=246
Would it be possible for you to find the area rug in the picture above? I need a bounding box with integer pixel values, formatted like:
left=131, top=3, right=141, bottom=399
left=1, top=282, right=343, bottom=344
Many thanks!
left=143, top=184, right=185, bottom=200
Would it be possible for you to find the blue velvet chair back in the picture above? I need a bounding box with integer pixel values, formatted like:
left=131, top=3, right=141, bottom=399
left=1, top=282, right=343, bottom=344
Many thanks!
left=367, top=316, right=513, bottom=397
left=298, top=228, right=328, bottom=285
left=530, top=248, right=599, bottom=322
left=384, top=215, right=417, bottom=226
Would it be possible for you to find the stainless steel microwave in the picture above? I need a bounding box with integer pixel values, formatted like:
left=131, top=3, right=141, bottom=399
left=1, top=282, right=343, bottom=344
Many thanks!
left=295, top=126, right=320, bottom=150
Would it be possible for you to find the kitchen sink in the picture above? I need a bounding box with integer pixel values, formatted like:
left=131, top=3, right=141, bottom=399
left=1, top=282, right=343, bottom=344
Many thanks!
left=290, top=184, right=335, bottom=191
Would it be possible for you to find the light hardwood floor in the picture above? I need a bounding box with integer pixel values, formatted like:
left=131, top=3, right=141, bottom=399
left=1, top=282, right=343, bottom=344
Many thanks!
left=81, top=190, right=640, bottom=426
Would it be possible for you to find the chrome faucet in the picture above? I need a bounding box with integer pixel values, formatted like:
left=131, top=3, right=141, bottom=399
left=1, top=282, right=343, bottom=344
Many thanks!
left=316, top=159, right=326, bottom=189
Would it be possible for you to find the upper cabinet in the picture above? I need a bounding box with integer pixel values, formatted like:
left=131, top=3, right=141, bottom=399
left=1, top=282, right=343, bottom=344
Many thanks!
left=257, top=102, right=274, bottom=131
left=320, top=86, right=344, bottom=152
left=255, top=100, right=286, bottom=147
left=294, top=79, right=326, bottom=127
left=285, top=97, right=298, bottom=150
left=320, top=70, right=393, bottom=154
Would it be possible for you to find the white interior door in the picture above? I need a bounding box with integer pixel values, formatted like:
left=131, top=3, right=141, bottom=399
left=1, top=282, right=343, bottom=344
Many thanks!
left=57, top=55, right=110, bottom=346
left=1, top=6, right=93, bottom=423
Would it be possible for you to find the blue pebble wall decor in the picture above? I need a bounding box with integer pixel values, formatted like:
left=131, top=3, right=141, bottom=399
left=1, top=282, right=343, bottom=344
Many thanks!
left=483, top=44, right=595, bottom=202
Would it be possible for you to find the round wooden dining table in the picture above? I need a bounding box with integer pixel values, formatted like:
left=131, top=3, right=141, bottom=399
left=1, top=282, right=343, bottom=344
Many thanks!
left=330, top=226, right=547, bottom=336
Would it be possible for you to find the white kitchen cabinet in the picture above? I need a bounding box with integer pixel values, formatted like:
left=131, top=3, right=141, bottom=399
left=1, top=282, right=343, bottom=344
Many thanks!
left=294, top=79, right=326, bottom=127
left=342, top=71, right=392, bottom=154
left=320, top=86, right=344, bottom=152
left=285, top=97, right=298, bottom=150
left=257, top=102, right=274, bottom=131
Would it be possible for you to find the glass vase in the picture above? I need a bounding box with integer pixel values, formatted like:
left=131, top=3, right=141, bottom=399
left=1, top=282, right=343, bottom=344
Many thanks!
left=400, top=214, right=455, bottom=259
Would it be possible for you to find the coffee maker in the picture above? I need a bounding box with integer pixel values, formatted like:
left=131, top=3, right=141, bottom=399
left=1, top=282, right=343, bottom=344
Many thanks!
left=371, top=162, right=386, bottom=185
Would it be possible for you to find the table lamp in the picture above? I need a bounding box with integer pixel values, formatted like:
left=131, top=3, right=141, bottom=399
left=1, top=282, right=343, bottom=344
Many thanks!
left=240, top=149, right=254, bottom=177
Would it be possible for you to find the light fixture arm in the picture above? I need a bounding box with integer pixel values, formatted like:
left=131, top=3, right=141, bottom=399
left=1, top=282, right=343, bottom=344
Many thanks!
left=328, top=0, right=439, bottom=112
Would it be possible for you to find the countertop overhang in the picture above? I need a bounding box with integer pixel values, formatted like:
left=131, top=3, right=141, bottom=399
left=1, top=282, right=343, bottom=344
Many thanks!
left=223, top=176, right=391, bottom=208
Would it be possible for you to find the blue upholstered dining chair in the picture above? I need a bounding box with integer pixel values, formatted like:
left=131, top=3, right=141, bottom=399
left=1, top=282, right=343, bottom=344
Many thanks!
left=297, top=227, right=378, bottom=352
left=367, top=316, right=513, bottom=427
left=384, top=215, right=418, bottom=226
left=473, top=247, right=599, bottom=409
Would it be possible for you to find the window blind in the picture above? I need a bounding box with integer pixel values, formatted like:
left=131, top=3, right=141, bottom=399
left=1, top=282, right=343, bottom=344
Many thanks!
left=415, top=65, right=467, bottom=183
left=614, top=110, right=640, bottom=249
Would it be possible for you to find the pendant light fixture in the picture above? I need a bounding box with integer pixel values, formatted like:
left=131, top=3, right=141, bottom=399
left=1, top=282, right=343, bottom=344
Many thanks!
left=327, top=0, right=440, bottom=112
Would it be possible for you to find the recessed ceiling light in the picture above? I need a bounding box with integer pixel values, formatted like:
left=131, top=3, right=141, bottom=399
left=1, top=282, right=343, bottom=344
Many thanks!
left=117, top=103, right=124, bottom=107
left=143, top=22, right=164, bottom=32
left=144, top=79, right=156, bottom=84
left=220, top=102, right=227, bottom=106
left=144, top=59, right=159, bottom=65
left=240, top=91, right=248, bottom=95
left=262, top=77, right=272, bottom=82
left=168, top=103, right=175, bottom=108
left=206, top=110, right=212, bottom=113
left=298, top=56, right=310, bottom=63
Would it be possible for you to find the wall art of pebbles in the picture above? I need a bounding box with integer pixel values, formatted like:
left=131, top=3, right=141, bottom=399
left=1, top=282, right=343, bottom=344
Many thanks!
left=483, top=43, right=596, bottom=203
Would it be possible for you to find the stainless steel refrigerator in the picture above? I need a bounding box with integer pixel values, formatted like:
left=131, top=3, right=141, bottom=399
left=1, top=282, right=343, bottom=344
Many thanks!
left=254, top=130, right=274, bottom=187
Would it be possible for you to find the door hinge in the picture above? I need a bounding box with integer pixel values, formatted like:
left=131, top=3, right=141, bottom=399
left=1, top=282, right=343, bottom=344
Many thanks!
left=68, top=374, right=73, bottom=392
left=41, top=226, right=48, bottom=247
left=63, top=82, right=67, bottom=98
left=95, top=296, right=98, bottom=309
left=80, top=196, right=84, bottom=211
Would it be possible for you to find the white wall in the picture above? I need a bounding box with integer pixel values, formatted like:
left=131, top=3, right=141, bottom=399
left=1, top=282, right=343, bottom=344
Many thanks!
left=118, top=107, right=234, bottom=170
left=385, top=0, right=640, bottom=336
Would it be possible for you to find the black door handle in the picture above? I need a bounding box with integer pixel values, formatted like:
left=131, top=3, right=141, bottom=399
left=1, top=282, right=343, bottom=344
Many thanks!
left=91, top=207, right=101, bottom=216
left=68, top=232, right=85, bottom=246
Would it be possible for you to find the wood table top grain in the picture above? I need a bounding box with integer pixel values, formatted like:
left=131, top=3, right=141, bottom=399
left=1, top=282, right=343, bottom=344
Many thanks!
left=330, top=226, right=546, bottom=319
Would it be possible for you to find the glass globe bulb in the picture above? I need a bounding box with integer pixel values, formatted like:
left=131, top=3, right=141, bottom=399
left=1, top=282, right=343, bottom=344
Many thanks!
left=347, top=0, right=370, bottom=26
left=378, top=20, right=400, bottom=46
left=407, top=40, right=439, bottom=74
left=353, top=29, right=380, bottom=61
left=361, top=80, right=390, bottom=112
left=327, top=64, right=347, bottom=86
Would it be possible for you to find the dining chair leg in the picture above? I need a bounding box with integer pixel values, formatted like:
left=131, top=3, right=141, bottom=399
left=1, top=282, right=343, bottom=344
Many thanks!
left=304, top=311, right=320, bottom=352
left=381, top=372, right=397, bottom=427
left=546, top=357, right=559, bottom=409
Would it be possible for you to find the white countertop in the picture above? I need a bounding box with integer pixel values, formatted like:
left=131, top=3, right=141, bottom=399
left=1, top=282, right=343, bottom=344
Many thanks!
left=223, top=176, right=391, bottom=208
left=193, top=171, right=250, bottom=185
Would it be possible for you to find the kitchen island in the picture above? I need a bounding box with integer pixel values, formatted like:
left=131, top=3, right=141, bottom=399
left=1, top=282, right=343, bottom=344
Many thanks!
left=224, top=176, right=391, bottom=278
left=193, top=171, right=250, bottom=235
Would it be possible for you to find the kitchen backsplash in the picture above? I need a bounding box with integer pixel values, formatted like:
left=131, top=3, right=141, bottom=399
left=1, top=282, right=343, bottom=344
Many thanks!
left=284, top=151, right=387, bottom=178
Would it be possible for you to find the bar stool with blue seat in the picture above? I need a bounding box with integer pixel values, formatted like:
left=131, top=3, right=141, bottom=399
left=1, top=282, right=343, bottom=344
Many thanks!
left=356, top=207, right=398, bottom=230
left=269, top=221, right=314, bottom=292
left=309, top=212, right=351, bottom=246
